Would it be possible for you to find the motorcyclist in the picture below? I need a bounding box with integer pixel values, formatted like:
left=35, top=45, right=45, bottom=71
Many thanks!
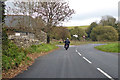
left=64, top=38, right=70, bottom=49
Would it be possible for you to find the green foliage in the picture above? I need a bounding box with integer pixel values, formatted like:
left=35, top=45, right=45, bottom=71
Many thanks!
left=50, top=27, right=71, bottom=41
left=65, top=25, right=89, bottom=30
left=2, top=28, right=9, bottom=50
left=2, top=27, right=58, bottom=71
left=95, top=43, right=119, bottom=53
left=99, top=15, right=120, bottom=41
left=2, top=41, right=27, bottom=70
left=70, top=27, right=87, bottom=41
left=26, top=43, right=58, bottom=53
left=86, top=22, right=97, bottom=38
left=2, top=28, right=28, bottom=71
left=90, top=26, right=118, bottom=41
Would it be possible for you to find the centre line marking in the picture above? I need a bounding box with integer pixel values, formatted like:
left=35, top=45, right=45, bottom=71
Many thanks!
left=76, top=50, right=78, bottom=52
left=83, top=57, right=92, bottom=64
left=76, top=50, right=82, bottom=56
left=97, top=68, right=114, bottom=80
left=78, top=52, right=81, bottom=56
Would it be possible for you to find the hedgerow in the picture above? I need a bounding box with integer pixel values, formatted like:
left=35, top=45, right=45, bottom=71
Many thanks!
left=2, top=28, right=28, bottom=71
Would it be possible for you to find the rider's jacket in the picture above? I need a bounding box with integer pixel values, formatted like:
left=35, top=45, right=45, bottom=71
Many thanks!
left=65, top=39, right=70, bottom=45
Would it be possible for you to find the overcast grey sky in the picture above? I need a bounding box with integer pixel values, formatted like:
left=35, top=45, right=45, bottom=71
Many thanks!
left=62, top=0, right=119, bottom=26
left=5, top=0, right=120, bottom=26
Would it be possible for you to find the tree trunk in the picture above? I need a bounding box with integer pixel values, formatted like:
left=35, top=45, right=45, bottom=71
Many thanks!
left=47, top=34, right=50, bottom=44
left=62, top=39, right=64, bottom=43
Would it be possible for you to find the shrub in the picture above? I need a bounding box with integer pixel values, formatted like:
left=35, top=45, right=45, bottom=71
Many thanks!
left=50, top=27, right=71, bottom=41
left=2, top=27, right=57, bottom=71
left=2, top=41, right=27, bottom=70
left=2, top=28, right=28, bottom=71
left=90, top=26, right=118, bottom=41
left=86, top=22, right=97, bottom=38
left=70, top=27, right=87, bottom=41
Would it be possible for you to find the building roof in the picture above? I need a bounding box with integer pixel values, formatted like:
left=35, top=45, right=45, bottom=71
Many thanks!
left=4, top=15, right=35, bottom=28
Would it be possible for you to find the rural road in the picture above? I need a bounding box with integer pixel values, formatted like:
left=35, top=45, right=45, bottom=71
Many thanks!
left=12, top=44, right=118, bottom=80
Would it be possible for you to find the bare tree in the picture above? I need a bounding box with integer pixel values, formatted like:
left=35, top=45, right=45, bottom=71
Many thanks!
left=5, top=1, right=75, bottom=43
left=5, top=1, right=44, bottom=34
left=33, top=2, right=75, bottom=43
left=58, top=27, right=71, bottom=42
left=50, top=27, right=71, bottom=41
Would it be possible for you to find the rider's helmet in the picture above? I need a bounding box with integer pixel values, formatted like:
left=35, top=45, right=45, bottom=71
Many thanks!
left=67, top=38, right=69, bottom=40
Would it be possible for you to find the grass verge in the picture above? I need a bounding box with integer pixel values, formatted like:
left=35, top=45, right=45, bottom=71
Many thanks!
left=95, top=42, right=120, bottom=53
left=2, top=43, right=58, bottom=79
left=53, top=40, right=117, bottom=45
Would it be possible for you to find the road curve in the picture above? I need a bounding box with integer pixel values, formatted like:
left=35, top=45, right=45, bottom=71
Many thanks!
left=12, top=44, right=118, bottom=79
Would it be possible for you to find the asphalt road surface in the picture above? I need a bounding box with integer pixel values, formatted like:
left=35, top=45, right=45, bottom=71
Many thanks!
left=13, top=44, right=118, bottom=80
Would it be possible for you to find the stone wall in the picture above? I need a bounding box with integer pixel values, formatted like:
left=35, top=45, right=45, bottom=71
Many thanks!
left=8, top=31, right=47, bottom=48
left=9, top=35, right=39, bottom=48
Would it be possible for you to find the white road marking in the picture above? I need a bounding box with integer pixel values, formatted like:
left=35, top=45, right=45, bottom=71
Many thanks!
left=83, top=57, right=92, bottom=64
left=76, top=49, right=114, bottom=80
left=76, top=50, right=78, bottom=52
left=97, top=68, right=114, bottom=80
left=76, top=50, right=82, bottom=56
left=76, top=49, right=91, bottom=63
left=78, top=52, right=81, bottom=56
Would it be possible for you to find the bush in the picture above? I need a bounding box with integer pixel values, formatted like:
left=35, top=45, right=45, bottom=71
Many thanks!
left=50, top=27, right=71, bottom=41
left=2, top=28, right=28, bottom=71
left=90, top=26, right=118, bottom=41
left=2, top=41, right=27, bottom=70
left=86, top=22, right=97, bottom=38
left=2, top=27, right=58, bottom=71
left=70, top=27, right=87, bottom=41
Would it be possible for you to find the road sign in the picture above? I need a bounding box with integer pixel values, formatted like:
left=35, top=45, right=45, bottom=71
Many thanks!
left=73, top=34, right=78, bottom=38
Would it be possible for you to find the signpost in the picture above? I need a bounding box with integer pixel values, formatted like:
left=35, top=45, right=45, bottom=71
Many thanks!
left=83, top=35, right=86, bottom=41
left=73, top=34, right=78, bottom=38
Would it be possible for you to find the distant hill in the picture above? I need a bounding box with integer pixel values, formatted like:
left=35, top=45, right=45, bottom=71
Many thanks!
left=64, top=25, right=89, bottom=29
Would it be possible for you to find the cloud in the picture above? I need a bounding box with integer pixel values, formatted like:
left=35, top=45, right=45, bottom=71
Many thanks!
left=5, top=0, right=119, bottom=26
left=62, top=17, right=101, bottom=26
left=71, top=9, right=117, bottom=21
left=64, top=0, right=119, bottom=26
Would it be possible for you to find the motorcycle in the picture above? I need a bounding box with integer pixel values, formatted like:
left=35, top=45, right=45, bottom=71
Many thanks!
left=64, top=44, right=69, bottom=50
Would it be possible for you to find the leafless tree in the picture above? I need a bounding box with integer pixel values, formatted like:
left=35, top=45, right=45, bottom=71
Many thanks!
left=5, top=1, right=75, bottom=43
left=5, top=1, right=44, bottom=34
left=33, top=2, right=75, bottom=43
